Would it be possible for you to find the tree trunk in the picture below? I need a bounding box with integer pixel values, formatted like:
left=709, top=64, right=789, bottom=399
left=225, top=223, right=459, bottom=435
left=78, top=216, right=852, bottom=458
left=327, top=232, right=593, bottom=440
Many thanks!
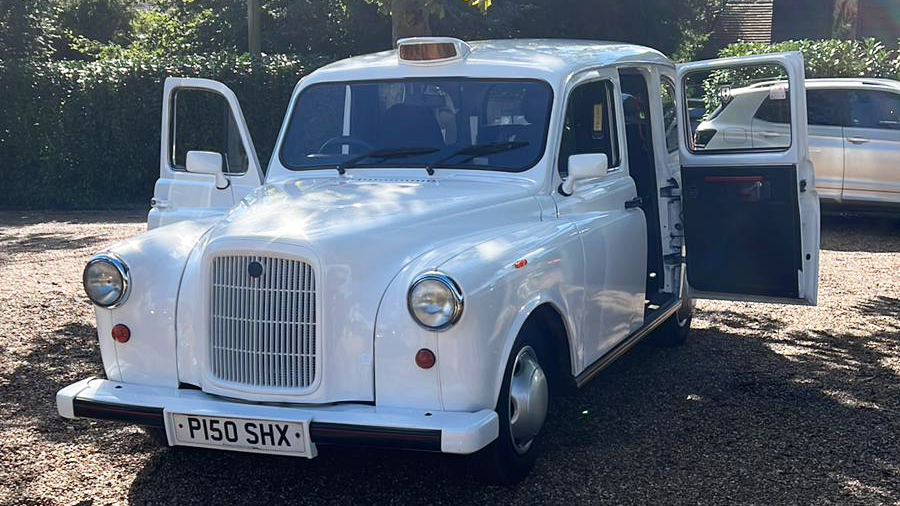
left=391, top=0, right=431, bottom=46
left=247, top=0, right=261, bottom=57
left=833, top=0, right=859, bottom=39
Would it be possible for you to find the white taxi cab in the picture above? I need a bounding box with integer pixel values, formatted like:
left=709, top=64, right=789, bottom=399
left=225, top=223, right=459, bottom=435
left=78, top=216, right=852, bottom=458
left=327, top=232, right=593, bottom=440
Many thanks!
left=57, top=38, right=820, bottom=483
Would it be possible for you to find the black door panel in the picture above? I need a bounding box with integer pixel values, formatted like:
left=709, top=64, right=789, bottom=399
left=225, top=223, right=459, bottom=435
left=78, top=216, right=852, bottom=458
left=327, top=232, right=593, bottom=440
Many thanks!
left=681, top=165, right=802, bottom=298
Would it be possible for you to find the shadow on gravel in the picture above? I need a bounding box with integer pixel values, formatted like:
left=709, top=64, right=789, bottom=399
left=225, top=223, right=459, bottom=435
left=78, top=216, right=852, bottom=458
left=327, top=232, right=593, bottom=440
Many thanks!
left=0, top=230, right=108, bottom=256
left=855, top=296, right=900, bottom=323
left=115, top=303, right=900, bottom=505
left=1, top=321, right=102, bottom=427
left=821, top=215, right=900, bottom=253
left=0, top=210, right=147, bottom=227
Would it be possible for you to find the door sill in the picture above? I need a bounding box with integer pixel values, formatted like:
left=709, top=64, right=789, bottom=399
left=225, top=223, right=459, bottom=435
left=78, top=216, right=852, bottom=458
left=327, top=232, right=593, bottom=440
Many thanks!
left=575, top=297, right=681, bottom=388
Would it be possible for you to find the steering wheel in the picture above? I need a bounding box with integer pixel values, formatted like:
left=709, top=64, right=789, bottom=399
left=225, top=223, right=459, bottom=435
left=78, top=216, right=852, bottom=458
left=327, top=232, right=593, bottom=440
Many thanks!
left=318, top=135, right=374, bottom=154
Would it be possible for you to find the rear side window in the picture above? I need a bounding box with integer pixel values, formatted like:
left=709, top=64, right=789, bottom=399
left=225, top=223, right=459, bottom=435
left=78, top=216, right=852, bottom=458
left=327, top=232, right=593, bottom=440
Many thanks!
left=557, top=80, right=621, bottom=177
left=754, top=95, right=791, bottom=124
left=806, top=89, right=848, bottom=126
left=759, top=89, right=849, bottom=127
left=849, top=90, right=900, bottom=130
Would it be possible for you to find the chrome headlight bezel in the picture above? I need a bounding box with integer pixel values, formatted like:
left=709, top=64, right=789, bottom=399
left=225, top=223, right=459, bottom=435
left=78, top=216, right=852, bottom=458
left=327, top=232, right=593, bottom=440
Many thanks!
left=407, top=271, right=464, bottom=331
left=83, top=253, right=130, bottom=308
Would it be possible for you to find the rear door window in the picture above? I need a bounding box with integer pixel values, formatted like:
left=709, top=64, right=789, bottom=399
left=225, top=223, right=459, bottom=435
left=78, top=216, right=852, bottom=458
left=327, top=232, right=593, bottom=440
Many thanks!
left=849, top=90, right=900, bottom=130
left=806, top=89, right=848, bottom=127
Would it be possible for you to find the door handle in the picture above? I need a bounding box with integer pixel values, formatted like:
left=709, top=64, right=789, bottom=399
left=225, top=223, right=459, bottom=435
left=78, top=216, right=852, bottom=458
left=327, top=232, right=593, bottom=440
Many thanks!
left=847, top=137, right=870, bottom=144
left=760, top=131, right=781, bottom=138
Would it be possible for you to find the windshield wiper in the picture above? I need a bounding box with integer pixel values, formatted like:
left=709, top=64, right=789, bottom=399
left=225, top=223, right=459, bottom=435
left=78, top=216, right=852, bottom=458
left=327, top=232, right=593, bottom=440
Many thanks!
left=425, top=141, right=529, bottom=174
left=336, top=147, right=439, bottom=174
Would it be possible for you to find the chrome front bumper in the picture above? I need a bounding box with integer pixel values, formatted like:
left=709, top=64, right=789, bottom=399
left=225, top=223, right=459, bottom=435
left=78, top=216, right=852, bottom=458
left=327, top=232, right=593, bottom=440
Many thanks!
left=57, top=377, right=498, bottom=454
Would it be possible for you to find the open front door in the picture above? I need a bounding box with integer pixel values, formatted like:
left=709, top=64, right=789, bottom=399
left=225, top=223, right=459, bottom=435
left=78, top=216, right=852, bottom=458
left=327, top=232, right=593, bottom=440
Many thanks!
left=148, top=78, right=263, bottom=229
left=676, top=52, right=819, bottom=305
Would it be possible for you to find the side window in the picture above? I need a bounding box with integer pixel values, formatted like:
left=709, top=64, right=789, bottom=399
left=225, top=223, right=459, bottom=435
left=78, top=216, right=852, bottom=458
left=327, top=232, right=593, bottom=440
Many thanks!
left=754, top=95, right=791, bottom=124
left=171, top=89, right=248, bottom=174
left=849, top=90, right=900, bottom=130
left=660, top=77, right=678, bottom=152
left=806, top=89, right=848, bottom=127
left=683, top=63, right=791, bottom=152
left=558, top=80, right=620, bottom=177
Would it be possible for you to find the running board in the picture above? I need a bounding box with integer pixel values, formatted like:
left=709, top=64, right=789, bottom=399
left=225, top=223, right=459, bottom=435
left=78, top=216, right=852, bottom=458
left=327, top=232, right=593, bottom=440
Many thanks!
left=574, top=298, right=682, bottom=388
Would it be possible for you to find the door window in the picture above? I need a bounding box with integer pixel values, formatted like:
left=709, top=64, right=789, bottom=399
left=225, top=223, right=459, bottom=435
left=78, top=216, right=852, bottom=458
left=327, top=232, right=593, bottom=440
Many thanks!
left=806, top=89, right=848, bottom=127
left=682, top=63, right=791, bottom=152
left=557, top=80, right=621, bottom=177
left=171, top=89, right=249, bottom=174
left=661, top=77, right=679, bottom=153
left=754, top=95, right=791, bottom=124
left=849, top=90, right=900, bottom=130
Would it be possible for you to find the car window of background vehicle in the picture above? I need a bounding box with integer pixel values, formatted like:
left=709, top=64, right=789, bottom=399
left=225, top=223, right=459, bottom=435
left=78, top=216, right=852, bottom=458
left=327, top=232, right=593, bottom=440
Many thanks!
left=849, top=90, right=900, bottom=130
left=806, top=89, right=849, bottom=127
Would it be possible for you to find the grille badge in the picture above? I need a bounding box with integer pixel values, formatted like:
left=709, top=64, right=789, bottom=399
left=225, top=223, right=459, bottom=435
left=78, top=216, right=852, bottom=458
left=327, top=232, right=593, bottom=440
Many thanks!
left=247, top=261, right=264, bottom=278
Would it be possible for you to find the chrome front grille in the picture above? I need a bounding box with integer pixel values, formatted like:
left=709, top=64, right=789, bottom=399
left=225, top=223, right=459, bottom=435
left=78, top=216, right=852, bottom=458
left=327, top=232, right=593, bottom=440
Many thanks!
left=209, top=255, right=317, bottom=389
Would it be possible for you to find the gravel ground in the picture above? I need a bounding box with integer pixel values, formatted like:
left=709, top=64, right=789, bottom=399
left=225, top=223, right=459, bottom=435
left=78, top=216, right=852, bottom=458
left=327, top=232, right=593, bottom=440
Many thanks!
left=1, top=210, right=899, bottom=505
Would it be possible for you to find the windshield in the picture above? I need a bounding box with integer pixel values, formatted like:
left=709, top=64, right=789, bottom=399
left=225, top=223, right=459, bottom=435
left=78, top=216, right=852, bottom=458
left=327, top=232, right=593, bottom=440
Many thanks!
left=279, top=78, right=553, bottom=172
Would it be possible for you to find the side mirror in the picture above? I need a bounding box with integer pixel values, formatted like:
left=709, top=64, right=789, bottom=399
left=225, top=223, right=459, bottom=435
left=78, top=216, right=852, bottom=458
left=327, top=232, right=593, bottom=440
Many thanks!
left=559, top=153, right=608, bottom=196
left=186, top=151, right=229, bottom=190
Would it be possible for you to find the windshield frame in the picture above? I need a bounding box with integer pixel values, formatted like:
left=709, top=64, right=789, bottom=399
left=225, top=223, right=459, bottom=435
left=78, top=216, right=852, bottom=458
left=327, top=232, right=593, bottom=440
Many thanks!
left=277, top=77, right=555, bottom=173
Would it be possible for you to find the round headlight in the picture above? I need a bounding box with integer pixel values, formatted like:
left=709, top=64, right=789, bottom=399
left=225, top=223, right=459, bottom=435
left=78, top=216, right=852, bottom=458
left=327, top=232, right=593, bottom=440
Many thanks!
left=83, top=254, right=130, bottom=308
left=407, top=272, right=463, bottom=331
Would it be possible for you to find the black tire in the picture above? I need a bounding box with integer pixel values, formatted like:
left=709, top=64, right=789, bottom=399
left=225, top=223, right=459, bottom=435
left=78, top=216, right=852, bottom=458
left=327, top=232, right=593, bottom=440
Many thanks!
left=648, top=297, right=693, bottom=347
left=144, top=427, right=171, bottom=447
left=477, top=328, right=550, bottom=485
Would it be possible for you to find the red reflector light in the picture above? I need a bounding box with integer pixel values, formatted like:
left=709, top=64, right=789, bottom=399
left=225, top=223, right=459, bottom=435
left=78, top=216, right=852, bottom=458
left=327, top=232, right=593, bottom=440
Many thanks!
left=111, top=324, right=131, bottom=343
left=514, top=259, right=528, bottom=269
left=415, top=348, right=436, bottom=369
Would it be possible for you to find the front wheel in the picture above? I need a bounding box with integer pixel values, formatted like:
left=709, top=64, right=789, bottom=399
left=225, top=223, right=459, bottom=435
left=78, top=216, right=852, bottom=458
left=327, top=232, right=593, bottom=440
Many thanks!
left=478, top=331, right=550, bottom=484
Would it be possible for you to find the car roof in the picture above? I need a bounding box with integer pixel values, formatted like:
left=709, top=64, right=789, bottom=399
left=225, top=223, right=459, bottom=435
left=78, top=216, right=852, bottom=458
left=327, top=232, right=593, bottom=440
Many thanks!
left=311, top=39, right=671, bottom=82
left=805, top=77, right=900, bottom=91
left=747, top=77, right=900, bottom=91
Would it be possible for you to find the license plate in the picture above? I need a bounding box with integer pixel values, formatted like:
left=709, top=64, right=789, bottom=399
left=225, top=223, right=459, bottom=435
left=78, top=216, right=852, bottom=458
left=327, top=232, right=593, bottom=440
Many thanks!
left=170, top=413, right=315, bottom=458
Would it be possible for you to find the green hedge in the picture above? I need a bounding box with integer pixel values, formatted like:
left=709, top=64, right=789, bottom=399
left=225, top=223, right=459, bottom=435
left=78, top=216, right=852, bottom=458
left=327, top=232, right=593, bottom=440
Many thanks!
left=719, top=38, right=900, bottom=79
left=0, top=53, right=327, bottom=209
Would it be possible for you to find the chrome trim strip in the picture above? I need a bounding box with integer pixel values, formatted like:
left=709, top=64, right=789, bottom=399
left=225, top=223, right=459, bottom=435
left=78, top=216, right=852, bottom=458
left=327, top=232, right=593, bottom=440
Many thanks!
left=575, top=298, right=682, bottom=388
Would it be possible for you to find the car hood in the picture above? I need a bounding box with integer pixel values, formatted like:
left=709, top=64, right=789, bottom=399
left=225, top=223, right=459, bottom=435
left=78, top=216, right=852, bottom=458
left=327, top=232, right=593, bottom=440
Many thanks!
left=208, top=176, right=537, bottom=246
left=176, top=175, right=543, bottom=403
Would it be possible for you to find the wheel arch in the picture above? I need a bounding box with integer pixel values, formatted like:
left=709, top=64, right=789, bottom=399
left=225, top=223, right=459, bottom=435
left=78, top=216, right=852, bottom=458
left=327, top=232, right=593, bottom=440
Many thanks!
left=492, top=297, right=577, bottom=406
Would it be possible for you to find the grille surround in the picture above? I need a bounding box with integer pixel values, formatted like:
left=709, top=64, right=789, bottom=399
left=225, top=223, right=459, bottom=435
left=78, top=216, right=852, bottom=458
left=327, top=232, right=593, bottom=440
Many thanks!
left=208, top=254, right=318, bottom=391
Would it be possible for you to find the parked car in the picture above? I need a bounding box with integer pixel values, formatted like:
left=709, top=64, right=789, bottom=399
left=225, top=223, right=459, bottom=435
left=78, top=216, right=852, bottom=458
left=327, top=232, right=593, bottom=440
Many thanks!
left=57, top=38, right=820, bottom=483
left=694, top=78, right=900, bottom=211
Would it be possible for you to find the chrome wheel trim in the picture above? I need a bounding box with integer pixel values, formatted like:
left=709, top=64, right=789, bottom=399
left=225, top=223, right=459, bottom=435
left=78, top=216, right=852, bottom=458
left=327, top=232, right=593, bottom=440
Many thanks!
left=508, top=345, right=548, bottom=455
